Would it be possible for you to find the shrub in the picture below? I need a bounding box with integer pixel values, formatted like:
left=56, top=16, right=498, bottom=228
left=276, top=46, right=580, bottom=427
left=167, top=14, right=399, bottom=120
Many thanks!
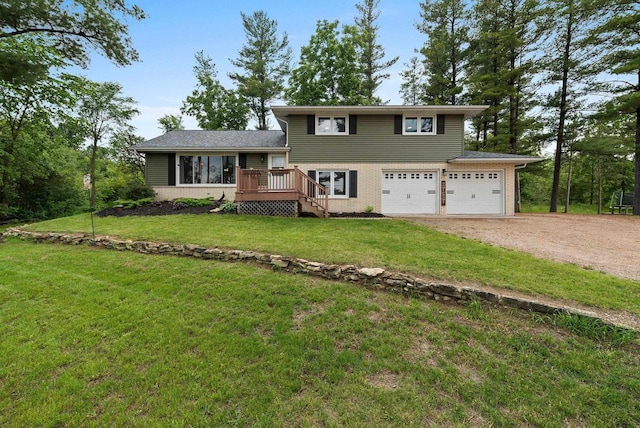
left=113, top=198, right=154, bottom=209
left=173, top=198, right=214, bottom=207
left=219, top=201, right=237, bottom=213
left=123, top=181, right=156, bottom=201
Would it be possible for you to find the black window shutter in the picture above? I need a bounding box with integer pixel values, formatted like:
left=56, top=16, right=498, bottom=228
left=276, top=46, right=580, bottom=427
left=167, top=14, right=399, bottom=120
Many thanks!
left=349, top=170, right=358, bottom=198
left=168, top=153, right=176, bottom=186
left=437, top=114, right=446, bottom=134
left=349, top=115, right=357, bottom=134
left=307, top=115, right=315, bottom=134
left=394, top=115, right=402, bottom=134
left=308, top=170, right=316, bottom=180
left=239, top=153, right=247, bottom=169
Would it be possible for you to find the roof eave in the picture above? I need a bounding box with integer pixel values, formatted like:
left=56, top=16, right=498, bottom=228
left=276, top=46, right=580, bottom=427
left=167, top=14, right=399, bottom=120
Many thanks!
left=447, top=157, right=543, bottom=164
left=271, top=105, right=489, bottom=120
left=132, top=146, right=290, bottom=153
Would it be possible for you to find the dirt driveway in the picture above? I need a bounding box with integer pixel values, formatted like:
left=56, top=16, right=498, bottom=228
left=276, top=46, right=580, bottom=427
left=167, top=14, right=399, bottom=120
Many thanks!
left=407, top=213, right=640, bottom=281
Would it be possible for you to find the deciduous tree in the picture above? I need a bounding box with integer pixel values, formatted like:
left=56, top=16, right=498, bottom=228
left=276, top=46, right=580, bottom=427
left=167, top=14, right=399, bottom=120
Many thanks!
left=286, top=20, right=365, bottom=105
left=181, top=51, right=249, bottom=131
left=76, top=80, right=138, bottom=209
left=0, top=0, right=146, bottom=72
left=158, top=114, right=184, bottom=133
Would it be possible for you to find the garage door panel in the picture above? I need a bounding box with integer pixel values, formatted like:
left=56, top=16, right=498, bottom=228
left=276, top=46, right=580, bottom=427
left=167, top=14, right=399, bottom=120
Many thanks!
left=382, top=171, right=438, bottom=214
left=446, top=171, right=503, bottom=215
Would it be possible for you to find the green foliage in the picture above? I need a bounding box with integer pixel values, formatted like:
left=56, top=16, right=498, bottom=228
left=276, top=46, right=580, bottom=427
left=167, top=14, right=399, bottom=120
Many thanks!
left=219, top=201, right=237, bottom=213
left=400, top=57, right=426, bottom=105
left=417, top=0, right=470, bottom=105
left=286, top=20, right=366, bottom=105
left=0, top=0, right=146, bottom=70
left=466, top=0, right=545, bottom=155
left=364, top=205, right=374, bottom=213
left=181, top=51, right=248, bottom=130
left=173, top=197, right=214, bottom=207
left=354, top=0, right=398, bottom=104
left=532, top=312, right=636, bottom=344
left=113, top=197, right=153, bottom=209
left=157, top=114, right=184, bottom=133
left=229, top=10, right=292, bottom=130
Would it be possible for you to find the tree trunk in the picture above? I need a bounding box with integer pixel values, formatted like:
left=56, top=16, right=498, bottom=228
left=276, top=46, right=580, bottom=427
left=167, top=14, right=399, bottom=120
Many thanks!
left=90, top=138, right=98, bottom=210
left=597, top=156, right=602, bottom=215
left=550, top=8, right=573, bottom=213
left=564, top=150, right=573, bottom=213
left=634, top=103, right=640, bottom=215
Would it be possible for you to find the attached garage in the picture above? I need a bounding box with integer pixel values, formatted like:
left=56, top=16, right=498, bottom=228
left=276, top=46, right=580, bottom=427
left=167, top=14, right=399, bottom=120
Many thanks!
left=381, top=171, right=438, bottom=214
left=446, top=171, right=503, bottom=215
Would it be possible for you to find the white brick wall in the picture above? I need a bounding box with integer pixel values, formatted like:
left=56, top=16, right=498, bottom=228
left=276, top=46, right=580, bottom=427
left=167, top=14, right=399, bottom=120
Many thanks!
left=152, top=186, right=233, bottom=201
left=295, top=162, right=517, bottom=216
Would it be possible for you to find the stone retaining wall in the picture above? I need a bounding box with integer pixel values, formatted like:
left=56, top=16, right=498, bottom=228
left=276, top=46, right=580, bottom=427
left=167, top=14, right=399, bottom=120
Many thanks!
left=1, top=227, right=622, bottom=330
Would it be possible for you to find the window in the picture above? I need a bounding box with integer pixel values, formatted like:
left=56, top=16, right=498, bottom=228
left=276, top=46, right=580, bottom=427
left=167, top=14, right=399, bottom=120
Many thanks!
left=403, top=115, right=435, bottom=135
left=317, top=116, right=347, bottom=134
left=179, top=155, right=236, bottom=185
left=318, top=170, right=348, bottom=197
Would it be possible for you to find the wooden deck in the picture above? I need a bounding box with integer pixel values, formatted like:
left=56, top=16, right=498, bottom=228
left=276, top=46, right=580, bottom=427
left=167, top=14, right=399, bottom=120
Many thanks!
left=235, top=167, right=329, bottom=217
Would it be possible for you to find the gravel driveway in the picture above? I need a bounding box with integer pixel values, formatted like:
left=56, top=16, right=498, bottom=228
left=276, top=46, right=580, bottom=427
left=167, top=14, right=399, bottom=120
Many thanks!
left=407, top=213, right=640, bottom=281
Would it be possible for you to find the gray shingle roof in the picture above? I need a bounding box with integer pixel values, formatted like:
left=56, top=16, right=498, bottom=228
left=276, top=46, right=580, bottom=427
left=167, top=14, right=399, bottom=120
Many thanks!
left=448, top=150, right=542, bottom=162
left=459, top=150, right=539, bottom=159
left=132, top=130, right=286, bottom=151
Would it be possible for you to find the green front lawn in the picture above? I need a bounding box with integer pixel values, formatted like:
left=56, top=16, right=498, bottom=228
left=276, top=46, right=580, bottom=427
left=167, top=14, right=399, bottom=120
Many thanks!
left=1, top=241, right=638, bottom=426
left=24, top=213, right=640, bottom=316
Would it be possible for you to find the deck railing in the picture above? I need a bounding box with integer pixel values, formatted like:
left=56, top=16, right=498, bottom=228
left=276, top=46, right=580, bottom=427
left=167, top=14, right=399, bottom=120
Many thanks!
left=236, top=167, right=329, bottom=217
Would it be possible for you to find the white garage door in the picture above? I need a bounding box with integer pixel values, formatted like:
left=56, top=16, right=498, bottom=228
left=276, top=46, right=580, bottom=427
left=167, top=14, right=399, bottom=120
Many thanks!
left=381, top=171, right=438, bottom=214
left=446, top=171, right=503, bottom=215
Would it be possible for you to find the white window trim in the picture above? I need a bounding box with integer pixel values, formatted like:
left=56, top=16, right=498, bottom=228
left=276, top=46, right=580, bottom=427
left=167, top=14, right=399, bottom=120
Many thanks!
left=176, top=153, right=238, bottom=187
left=316, top=115, right=348, bottom=135
left=318, top=169, right=349, bottom=198
left=402, top=114, right=436, bottom=135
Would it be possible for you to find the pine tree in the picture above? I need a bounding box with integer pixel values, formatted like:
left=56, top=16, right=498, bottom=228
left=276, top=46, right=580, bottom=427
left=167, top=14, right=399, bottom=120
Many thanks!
left=590, top=0, right=640, bottom=215
left=542, top=0, right=599, bottom=212
left=417, top=0, right=470, bottom=105
left=354, top=0, right=398, bottom=104
left=466, top=0, right=544, bottom=155
left=399, top=57, right=426, bottom=105
left=229, top=10, right=292, bottom=130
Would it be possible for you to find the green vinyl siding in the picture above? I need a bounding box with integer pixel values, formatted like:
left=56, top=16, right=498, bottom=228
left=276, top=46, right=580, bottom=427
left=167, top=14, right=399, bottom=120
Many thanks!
left=145, top=153, right=169, bottom=186
left=245, top=153, right=265, bottom=169
left=288, top=114, right=464, bottom=163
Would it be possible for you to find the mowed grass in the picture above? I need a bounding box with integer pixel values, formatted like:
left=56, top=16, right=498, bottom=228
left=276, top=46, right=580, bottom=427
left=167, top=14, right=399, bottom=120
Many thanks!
left=1, top=240, right=639, bottom=426
left=24, top=213, right=640, bottom=316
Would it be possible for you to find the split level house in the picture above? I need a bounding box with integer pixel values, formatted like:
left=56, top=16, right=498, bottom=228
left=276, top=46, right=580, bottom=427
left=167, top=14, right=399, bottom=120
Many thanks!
left=132, top=105, right=541, bottom=217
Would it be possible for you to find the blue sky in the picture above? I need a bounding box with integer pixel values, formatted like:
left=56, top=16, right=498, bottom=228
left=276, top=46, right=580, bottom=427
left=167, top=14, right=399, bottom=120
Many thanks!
left=76, top=0, right=426, bottom=139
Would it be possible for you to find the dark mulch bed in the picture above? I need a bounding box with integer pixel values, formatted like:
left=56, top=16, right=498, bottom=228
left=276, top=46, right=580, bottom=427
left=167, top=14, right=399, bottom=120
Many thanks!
left=96, top=201, right=215, bottom=217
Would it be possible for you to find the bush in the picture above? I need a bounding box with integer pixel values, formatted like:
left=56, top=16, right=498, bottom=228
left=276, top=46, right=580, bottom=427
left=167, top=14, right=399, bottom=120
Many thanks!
left=113, top=198, right=154, bottom=209
left=219, top=201, right=237, bottom=213
left=173, top=198, right=214, bottom=207
left=123, top=181, right=156, bottom=201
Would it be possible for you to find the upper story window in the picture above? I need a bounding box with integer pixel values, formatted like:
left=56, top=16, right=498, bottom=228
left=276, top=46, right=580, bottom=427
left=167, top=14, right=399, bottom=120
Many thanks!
left=179, top=155, right=236, bottom=185
left=317, top=116, right=347, bottom=135
left=403, top=115, right=435, bottom=135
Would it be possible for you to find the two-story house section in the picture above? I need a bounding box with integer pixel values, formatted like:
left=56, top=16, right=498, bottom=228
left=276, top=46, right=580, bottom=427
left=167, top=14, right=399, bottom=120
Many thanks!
left=132, top=105, right=541, bottom=217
